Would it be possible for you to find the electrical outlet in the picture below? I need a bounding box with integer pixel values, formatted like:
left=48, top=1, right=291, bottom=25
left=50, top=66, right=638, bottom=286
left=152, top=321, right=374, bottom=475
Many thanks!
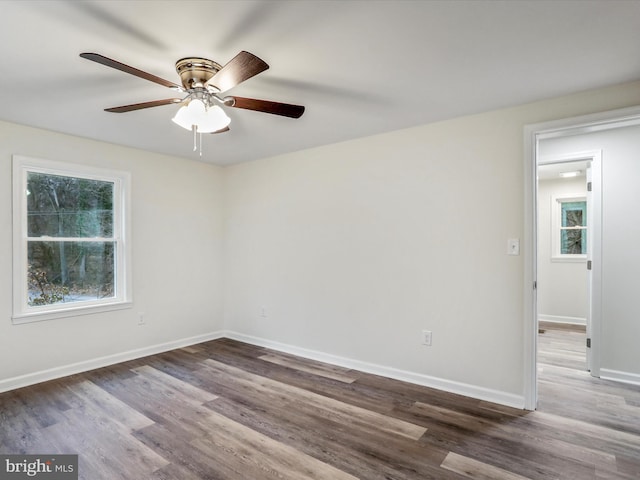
left=422, top=330, right=432, bottom=346
left=260, top=307, right=267, bottom=318
left=138, top=312, right=146, bottom=326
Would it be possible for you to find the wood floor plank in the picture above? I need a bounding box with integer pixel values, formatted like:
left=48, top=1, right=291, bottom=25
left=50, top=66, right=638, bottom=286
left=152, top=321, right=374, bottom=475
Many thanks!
left=44, top=411, right=167, bottom=480
left=258, top=353, right=359, bottom=383
left=130, top=365, right=218, bottom=405
left=98, top=369, right=223, bottom=442
left=190, top=410, right=359, bottom=480
left=612, top=453, right=640, bottom=479
left=1, top=328, right=640, bottom=479
left=441, top=452, right=533, bottom=480
left=150, top=462, right=208, bottom=480
left=0, top=389, right=62, bottom=454
left=411, top=401, right=607, bottom=478
left=11, top=381, right=69, bottom=428
left=205, top=394, right=458, bottom=480
left=201, top=357, right=427, bottom=441
left=41, top=380, right=169, bottom=480
left=179, top=345, right=204, bottom=355
left=524, top=410, right=640, bottom=455
left=64, top=378, right=154, bottom=431
left=135, top=422, right=246, bottom=480
left=419, top=423, right=572, bottom=480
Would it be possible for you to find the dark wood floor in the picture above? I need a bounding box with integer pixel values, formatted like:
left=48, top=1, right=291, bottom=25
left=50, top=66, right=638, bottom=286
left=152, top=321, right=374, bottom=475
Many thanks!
left=1, top=332, right=640, bottom=479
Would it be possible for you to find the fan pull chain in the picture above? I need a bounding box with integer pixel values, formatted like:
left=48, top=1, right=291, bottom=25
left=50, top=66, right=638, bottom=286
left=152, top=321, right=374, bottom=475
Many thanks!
left=190, top=126, right=204, bottom=156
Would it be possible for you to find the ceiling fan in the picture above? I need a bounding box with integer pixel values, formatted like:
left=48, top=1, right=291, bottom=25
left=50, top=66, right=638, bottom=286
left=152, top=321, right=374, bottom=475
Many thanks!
left=80, top=51, right=305, bottom=152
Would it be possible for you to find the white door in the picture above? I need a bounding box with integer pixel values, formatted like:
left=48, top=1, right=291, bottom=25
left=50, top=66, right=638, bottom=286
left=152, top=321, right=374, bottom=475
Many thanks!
left=586, top=151, right=602, bottom=378
left=585, top=163, right=593, bottom=372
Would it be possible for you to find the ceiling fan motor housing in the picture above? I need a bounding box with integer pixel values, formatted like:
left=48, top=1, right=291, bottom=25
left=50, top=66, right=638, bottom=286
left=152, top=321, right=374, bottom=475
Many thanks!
left=175, top=57, right=222, bottom=90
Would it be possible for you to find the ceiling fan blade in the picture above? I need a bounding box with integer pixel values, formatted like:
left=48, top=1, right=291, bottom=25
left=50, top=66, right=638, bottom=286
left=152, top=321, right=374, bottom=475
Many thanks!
left=80, top=53, right=181, bottom=90
left=104, top=98, right=183, bottom=113
left=208, top=51, right=269, bottom=92
left=209, top=126, right=230, bottom=134
left=227, top=96, right=305, bottom=118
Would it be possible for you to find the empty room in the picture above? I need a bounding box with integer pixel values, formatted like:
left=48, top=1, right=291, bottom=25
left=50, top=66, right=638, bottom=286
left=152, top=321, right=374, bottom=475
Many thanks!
left=1, top=1, right=640, bottom=479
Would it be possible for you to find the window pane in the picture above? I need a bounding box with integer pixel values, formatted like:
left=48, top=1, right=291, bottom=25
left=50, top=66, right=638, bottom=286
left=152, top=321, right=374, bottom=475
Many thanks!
left=561, top=201, right=586, bottom=227
left=27, top=172, right=114, bottom=238
left=27, top=241, right=115, bottom=306
left=561, top=229, right=586, bottom=255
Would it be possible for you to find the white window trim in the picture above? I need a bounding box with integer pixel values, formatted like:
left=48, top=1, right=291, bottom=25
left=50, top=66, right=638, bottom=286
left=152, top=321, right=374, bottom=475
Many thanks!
left=551, top=193, right=587, bottom=263
left=12, top=155, right=132, bottom=324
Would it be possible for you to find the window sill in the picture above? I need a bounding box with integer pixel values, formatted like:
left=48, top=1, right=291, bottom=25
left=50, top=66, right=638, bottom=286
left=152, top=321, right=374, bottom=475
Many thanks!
left=12, top=301, right=133, bottom=325
left=551, top=255, right=587, bottom=263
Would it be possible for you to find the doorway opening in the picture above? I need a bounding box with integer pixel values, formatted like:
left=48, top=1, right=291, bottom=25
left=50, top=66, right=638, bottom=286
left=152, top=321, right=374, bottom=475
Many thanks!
left=523, top=105, right=640, bottom=411
left=536, top=154, right=598, bottom=373
left=535, top=155, right=599, bottom=409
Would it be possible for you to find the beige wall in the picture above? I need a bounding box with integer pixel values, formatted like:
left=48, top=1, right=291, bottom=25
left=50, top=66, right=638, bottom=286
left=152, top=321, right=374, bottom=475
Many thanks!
left=0, top=121, right=225, bottom=388
left=223, top=80, right=640, bottom=405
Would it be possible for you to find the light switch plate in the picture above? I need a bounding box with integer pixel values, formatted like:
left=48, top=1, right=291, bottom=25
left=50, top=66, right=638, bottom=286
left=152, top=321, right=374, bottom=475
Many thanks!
left=507, top=238, right=520, bottom=256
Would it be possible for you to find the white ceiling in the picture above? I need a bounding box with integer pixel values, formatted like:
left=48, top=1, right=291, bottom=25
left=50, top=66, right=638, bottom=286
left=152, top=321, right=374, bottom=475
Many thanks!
left=1, top=0, right=640, bottom=166
left=538, top=161, right=588, bottom=180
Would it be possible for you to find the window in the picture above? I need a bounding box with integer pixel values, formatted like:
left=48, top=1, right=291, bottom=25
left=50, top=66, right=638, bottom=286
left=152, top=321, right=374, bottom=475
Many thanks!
left=551, top=194, right=587, bottom=261
left=12, top=156, right=131, bottom=323
left=560, top=201, right=587, bottom=254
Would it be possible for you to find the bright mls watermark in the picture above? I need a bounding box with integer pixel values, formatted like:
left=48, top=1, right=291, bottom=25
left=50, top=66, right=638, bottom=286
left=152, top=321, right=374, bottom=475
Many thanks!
left=0, top=455, right=77, bottom=479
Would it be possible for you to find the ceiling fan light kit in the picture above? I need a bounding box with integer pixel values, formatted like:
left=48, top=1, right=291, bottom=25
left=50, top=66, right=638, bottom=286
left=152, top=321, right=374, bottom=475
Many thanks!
left=80, top=51, right=305, bottom=155
left=171, top=100, right=230, bottom=133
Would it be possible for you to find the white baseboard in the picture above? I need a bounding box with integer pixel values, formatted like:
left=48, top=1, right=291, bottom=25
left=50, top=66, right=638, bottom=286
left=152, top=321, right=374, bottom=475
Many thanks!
left=0, top=331, right=225, bottom=393
left=0, top=329, right=526, bottom=409
left=224, top=331, right=525, bottom=409
left=600, top=368, right=640, bottom=386
left=539, top=314, right=586, bottom=326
